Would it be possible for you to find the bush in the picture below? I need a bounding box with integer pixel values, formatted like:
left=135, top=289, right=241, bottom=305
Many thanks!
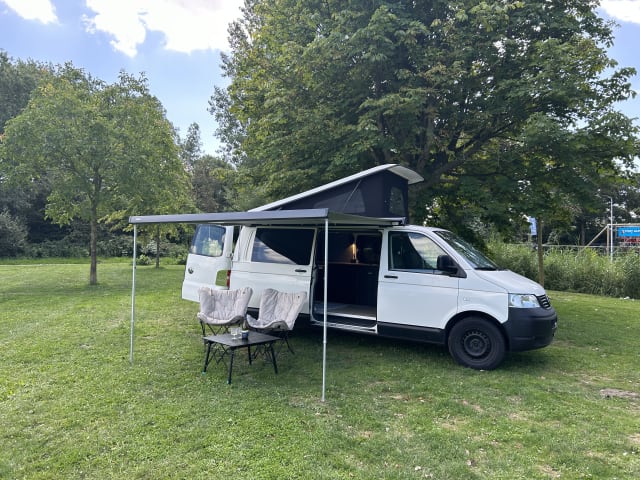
left=487, top=242, right=538, bottom=279
left=619, top=254, right=640, bottom=298
left=489, top=241, right=640, bottom=299
left=137, top=254, right=151, bottom=265
left=22, top=239, right=89, bottom=258
left=140, top=240, right=188, bottom=259
left=97, top=236, right=134, bottom=257
left=0, top=211, right=28, bottom=257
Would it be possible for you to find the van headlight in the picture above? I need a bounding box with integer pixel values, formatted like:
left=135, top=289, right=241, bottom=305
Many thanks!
left=509, top=293, right=540, bottom=308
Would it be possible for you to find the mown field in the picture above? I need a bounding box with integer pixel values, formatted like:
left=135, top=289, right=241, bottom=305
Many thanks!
left=0, top=262, right=638, bottom=479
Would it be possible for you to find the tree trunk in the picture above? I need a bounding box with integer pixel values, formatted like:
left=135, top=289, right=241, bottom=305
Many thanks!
left=89, top=211, right=98, bottom=285
left=536, top=218, right=544, bottom=287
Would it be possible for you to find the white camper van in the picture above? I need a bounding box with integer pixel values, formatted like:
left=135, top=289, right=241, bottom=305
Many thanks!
left=179, top=165, right=557, bottom=370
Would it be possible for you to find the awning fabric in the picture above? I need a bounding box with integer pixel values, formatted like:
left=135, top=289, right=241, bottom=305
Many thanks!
left=129, top=208, right=405, bottom=227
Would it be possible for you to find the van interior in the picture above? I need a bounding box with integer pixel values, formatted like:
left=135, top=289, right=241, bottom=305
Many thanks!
left=311, top=229, right=382, bottom=330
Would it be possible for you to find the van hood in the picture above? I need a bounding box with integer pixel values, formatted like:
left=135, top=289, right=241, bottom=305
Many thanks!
left=473, top=269, right=547, bottom=295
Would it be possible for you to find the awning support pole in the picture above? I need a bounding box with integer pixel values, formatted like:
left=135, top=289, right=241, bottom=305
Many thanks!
left=130, top=225, right=137, bottom=365
left=322, top=219, right=328, bottom=402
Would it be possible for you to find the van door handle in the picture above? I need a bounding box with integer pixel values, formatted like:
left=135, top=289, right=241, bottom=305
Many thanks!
left=384, top=274, right=398, bottom=279
left=295, top=269, right=307, bottom=273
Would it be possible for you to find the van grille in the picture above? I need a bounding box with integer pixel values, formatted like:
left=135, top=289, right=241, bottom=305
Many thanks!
left=537, top=294, right=552, bottom=309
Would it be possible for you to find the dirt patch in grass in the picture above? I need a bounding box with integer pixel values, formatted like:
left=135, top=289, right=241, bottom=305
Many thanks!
left=599, top=388, right=639, bottom=400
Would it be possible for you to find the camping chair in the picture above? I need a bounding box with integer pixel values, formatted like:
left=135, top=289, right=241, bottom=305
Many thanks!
left=197, top=286, right=253, bottom=337
left=246, top=288, right=307, bottom=355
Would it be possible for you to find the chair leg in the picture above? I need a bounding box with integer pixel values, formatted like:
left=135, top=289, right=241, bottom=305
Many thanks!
left=283, top=333, right=294, bottom=354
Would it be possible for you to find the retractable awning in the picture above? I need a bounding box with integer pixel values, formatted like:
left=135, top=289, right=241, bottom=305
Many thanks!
left=129, top=208, right=405, bottom=227
left=128, top=208, right=405, bottom=401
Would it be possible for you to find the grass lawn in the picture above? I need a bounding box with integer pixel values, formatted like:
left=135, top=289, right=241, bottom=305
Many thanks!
left=0, top=262, right=638, bottom=479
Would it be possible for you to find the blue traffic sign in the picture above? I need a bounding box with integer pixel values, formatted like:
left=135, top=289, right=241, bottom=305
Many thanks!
left=618, top=226, right=640, bottom=238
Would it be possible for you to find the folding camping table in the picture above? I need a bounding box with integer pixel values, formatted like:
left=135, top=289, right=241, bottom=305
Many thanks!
left=202, top=332, right=279, bottom=384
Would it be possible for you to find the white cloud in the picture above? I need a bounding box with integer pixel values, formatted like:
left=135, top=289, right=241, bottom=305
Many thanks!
left=1, top=0, right=57, bottom=24
left=601, top=0, right=640, bottom=24
left=83, top=0, right=243, bottom=58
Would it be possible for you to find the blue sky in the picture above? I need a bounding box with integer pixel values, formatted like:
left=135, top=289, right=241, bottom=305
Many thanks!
left=1, top=0, right=639, bottom=156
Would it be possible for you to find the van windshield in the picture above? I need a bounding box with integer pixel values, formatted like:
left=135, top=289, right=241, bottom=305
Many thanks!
left=434, top=230, right=501, bottom=270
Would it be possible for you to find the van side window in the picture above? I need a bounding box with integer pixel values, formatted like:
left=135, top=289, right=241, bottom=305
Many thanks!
left=389, top=232, right=446, bottom=272
left=251, top=228, right=314, bottom=265
left=190, top=224, right=225, bottom=257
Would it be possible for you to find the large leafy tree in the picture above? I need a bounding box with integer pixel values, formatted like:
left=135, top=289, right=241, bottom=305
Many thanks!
left=0, top=51, right=49, bottom=134
left=0, top=52, right=54, bottom=250
left=1, top=64, right=191, bottom=284
left=211, top=0, right=637, bottom=223
left=178, top=121, right=237, bottom=212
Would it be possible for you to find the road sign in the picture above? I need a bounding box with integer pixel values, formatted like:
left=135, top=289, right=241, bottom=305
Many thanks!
left=618, top=226, right=640, bottom=238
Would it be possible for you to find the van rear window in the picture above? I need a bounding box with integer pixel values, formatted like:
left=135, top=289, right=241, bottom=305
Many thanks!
left=251, top=228, right=314, bottom=265
left=190, top=225, right=225, bottom=257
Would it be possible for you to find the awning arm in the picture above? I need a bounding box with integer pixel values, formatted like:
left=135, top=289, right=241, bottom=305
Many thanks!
left=130, top=224, right=137, bottom=365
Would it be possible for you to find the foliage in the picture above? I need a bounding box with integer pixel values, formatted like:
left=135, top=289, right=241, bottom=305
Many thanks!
left=140, top=240, right=188, bottom=259
left=212, top=0, right=638, bottom=224
left=136, top=254, right=152, bottom=265
left=0, top=51, right=54, bottom=239
left=0, top=210, right=27, bottom=256
left=191, top=154, right=236, bottom=212
left=0, top=50, right=51, bottom=134
left=179, top=122, right=203, bottom=170
left=178, top=123, right=238, bottom=213
left=22, top=239, right=89, bottom=259
left=0, top=64, right=191, bottom=284
left=489, top=242, right=640, bottom=299
left=0, top=263, right=638, bottom=478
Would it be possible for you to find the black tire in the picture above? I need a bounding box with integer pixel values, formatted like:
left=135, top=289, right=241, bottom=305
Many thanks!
left=448, top=317, right=506, bottom=370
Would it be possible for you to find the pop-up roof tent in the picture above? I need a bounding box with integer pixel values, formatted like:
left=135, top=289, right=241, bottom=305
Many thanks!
left=252, top=163, right=423, bottom=220
left=128, top=164, right=423, bottom=400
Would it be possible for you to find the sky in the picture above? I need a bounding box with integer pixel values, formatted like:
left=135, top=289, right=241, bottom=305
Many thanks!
left=1, top=0, right=639, bottom=156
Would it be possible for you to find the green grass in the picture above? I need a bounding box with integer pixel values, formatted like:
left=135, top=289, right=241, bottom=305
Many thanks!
left=1, top=262, right=639, bottom=479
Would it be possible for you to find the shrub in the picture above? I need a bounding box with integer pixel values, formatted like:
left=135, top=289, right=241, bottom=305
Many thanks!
left=23, top=239, right=89, bottom=258
left=140, top=240, right=188, bottom=259
left=0, top=211, right=27, bottom=257
left=489, top=241, right=640, bottom=299
left=619, top=253, right=640, bottom=298
left=97, top=236, right=134, bottom=257
left=488, top=242, right=538, bottom=279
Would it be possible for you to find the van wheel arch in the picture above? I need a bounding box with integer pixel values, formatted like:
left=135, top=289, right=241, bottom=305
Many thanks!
left=446, top=315, right=507, bottom=370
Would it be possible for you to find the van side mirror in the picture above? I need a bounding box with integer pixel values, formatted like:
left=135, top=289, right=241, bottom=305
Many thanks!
left=437, top=255, right=460, bottom=275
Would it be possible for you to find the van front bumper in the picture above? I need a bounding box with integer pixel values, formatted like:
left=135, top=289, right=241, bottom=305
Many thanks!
left=504, top=307, right=558, bottom=352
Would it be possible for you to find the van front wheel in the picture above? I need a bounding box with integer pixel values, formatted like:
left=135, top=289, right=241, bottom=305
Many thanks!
left=448, top=317, right=505, bottom=370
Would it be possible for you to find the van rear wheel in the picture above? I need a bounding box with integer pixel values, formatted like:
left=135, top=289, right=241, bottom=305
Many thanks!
left=448, top=317, right=505, bottom=370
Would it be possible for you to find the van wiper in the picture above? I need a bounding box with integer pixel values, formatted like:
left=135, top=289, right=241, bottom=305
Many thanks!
left=475, top=266, right=499, bottom=271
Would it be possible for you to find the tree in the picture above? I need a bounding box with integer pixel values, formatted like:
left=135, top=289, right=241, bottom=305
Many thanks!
left=1, top=65, right=191, bottom=284
left=211, top=0, right=637, bottom=222
left=0, top=51, right=54, bottom=244
left=179, top=122, right=203, bottom=171
left=191, top=155, right=235, bottom=212
left=0, top=210, right=27, bottom=256
left=0, top=51, right=50, bottom=134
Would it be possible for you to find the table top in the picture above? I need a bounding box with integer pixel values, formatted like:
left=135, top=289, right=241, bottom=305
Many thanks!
left=203, top=331, right=280, bottom=348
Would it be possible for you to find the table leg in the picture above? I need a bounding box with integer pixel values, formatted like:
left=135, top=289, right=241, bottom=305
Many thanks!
left=247, top=345, right=252, bottom=365
left=203, top=341, right=212, bottom=373
left=227, top=348, right=236, bottom=384
left=269, top=342, right=278, bottom=375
